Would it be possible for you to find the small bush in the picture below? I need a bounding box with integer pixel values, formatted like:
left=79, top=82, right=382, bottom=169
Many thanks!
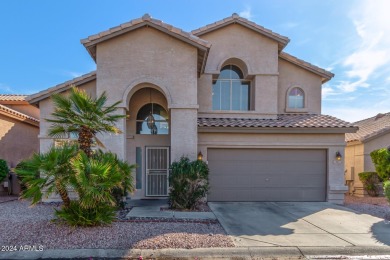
left=0, top=159, right=9, bottom=183
left=370, top=148, right=390, bottom=180
left=358, top=172, right=380, bottom=197
left=169, top=157, right=209, bottom=210
left=384, top=181, right=390, bottom=204
left=54, top=201, right=116, bottom=227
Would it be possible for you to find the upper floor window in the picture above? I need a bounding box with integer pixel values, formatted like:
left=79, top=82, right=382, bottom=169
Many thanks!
left=136, top=103, right=169, bottom=135
left=212, top=65, right=250, bottom=111
left=288, top=87, right=304, bottom=109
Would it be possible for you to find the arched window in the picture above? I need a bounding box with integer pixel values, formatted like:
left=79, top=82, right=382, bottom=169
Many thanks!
left=212, top=65, right=250, bottom=111
left=288, top=87, right=304, bottom=109
left=136, top=103, right=169, bottom=135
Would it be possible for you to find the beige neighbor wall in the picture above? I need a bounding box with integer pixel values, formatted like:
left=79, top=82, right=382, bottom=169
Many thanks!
left=5, top=104, right=40, bottom=119
left=346, top=132, right=390, bottom=197
left=278, top=59, right=322, bottom=114
left=0, top=114, right=39, bottom=167
left=38, top=80, right=96, bottom=153
left=96, top=27, right=199, bottom=161
left=198, top=24, right=279, bottom=118
left=198, top=132, right=347, bottom=204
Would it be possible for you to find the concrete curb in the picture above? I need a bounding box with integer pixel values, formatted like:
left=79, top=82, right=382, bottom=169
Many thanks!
left=2, top=246, right=390, bottom=259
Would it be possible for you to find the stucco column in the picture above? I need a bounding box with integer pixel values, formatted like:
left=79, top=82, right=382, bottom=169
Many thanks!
left=328, top=146, right=348, bottom=204
left=98, top=107, right=126, bottom=160
left=255, top=75, right=278, bottom=114
left=170, top=108, right=198, bottom=162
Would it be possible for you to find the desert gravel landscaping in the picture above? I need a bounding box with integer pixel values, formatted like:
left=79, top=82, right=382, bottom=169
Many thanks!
left=0, top=198, right=234, bottom=249
left=344, top=194, right=390, bottom=219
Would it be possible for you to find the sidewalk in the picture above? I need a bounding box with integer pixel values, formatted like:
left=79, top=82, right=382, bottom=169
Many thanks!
left=2, top=246, right=390, bottom=259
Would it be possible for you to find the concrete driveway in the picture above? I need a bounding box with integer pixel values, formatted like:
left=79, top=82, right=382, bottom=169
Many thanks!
left=209, top=202, right=390, bottom=247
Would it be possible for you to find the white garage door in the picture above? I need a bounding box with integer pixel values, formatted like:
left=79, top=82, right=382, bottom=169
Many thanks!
left=207, top=149, right=327, bottom=202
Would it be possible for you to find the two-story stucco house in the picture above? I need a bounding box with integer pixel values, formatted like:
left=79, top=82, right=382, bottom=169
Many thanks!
left=27, top=14, right=357, bottom=204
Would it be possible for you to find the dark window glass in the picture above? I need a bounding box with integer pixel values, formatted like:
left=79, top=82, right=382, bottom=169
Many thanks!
left=288, top=87, right=304, bottom=109
left=212, top=65, right=250, bottom=111
left=136, top=103, right=169, bottom=135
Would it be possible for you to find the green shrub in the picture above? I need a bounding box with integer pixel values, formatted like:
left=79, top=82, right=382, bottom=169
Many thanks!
left=370, top=148, right=390, bottom=180
left=383, top=181, right=390, bottom=204
left=0, top=159, right=9, bottom=183
left=358, top=172, right=380, bottom=197
left=54, top=200, right=116, bottom=227
left=16, top=147, right=135, bottom=226
left=169, top=157, right=209, bottom=210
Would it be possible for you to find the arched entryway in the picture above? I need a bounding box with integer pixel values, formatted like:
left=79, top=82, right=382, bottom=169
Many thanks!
left=126, top=85, right=170, bottom=198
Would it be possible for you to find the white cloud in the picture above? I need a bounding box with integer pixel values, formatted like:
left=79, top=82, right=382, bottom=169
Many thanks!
left=340, top=0, right=390, bottom=93
left=334, top=80, right=369, bottom=93
left=0, top=83, right=12, bottom=93
left=239, top=6, right=252, bottom=20
left=283, top=22, right=299, bottom=29
left=63, top=70, right=83, bottom=78
left=322, top=86, right=336, bottom=98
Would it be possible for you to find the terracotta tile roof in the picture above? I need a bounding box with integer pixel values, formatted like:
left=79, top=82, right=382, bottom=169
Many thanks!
left=0, top=104, right=39, bottom=126
left=27, top=71, right=96, bottom=105
left=0, top=94, right=27, bottom=102
left=346, top=113, right=390, bottom=143
left=198, top=114, right=356, bottom=129
left=191, top=13, right=290, bottom=51
left=279, top=52, right=334, bottom=83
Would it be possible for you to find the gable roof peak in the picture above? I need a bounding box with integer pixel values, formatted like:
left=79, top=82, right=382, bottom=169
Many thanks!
left=231, top=13, right=240, bottom=19
left=142, top=13, right=152, bottom=21
left=191, top=14, right=289, bottom=51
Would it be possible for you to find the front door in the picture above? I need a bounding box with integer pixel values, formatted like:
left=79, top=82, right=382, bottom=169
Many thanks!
left=146, top=147, right=170, bottom=196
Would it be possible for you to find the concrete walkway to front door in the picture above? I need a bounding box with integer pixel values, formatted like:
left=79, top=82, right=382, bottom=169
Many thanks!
left=126, top=199, right=216, bottom=220
left=209, top=202, right=390, bottom=247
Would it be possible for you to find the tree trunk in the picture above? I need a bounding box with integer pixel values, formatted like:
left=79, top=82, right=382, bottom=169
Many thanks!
left=78, top=126, right=93, bottom=157
left=55, top=180, right=70, bottom=208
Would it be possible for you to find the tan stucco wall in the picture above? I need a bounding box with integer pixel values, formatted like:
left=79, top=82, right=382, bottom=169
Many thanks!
left=346, top=132, right=390, bottom=196
left=95, top=27, right=199, bottom=161
left=278, top=59, right=322, bottom=114
left=198, top=24, right=279, bottom=117
left=0, top=114, right=39, bottom=167
left=198, top=132, right=347, bottom=204
left=5, top=104, right=40, bottom=119
left=38, top=80, right=96, bottom=153
left=201, top=24, right=279, bottom=75
left=197, top=24, right=323, bottom=116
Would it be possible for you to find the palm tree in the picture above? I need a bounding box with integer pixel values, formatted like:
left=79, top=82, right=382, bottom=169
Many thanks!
left=47, top=86, right=125, bottom=157
left=15, top=144, right=78, bottom=208
left=69, top=150, right=135, bottom=209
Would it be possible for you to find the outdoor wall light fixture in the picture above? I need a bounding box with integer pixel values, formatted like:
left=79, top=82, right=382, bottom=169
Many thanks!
left=197, top=151, right=203, bottom=161
left=336, top=151, right=342, bottom=161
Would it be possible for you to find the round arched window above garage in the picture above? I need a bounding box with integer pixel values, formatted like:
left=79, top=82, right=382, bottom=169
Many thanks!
left=136, top=103, right=169, bottom=135
left=288, top=87, right=304, bottom=109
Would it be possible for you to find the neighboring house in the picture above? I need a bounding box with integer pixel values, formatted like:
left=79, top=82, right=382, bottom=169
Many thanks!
left=0, top=95, right=40, bottom=194
left=0, top=95, right=40, bottom=167
left=345, top=113, right=390, bottom=197
left=27, top=14, right=357, bottom=204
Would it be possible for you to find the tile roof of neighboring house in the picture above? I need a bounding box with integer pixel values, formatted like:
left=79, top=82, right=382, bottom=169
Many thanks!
left=0, top=94, right=28, bottom=102
left=0, top=104, right=39, bottom=126
left=191, top=13, right=290, bottom=51
left=346, top=113, right=390, bottom=143
left=279, top=52, right=334, bottom=83
left=80, top=14, right=210, bottom=76
left=27, top=71, right=97, bottom=105
left=198, top=114, right=356, bottom=132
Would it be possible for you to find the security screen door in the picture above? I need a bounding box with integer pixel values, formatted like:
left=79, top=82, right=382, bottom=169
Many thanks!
left=146, top=147, right=169, bottom=196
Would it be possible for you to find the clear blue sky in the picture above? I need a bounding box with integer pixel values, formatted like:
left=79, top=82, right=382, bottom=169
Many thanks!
left=1, top=0, right=389, bottom=122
